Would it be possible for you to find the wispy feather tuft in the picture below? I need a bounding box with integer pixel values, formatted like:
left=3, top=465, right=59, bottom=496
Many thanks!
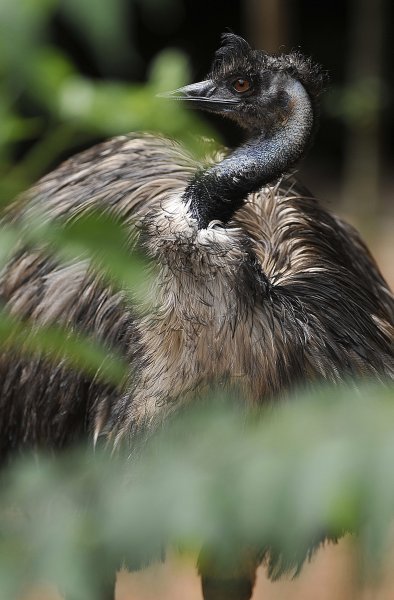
left=210, top=33, right=258, bottom=79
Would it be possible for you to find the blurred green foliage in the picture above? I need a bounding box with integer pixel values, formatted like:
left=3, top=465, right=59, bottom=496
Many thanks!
left=325, top=78, right=382, bottom=128
left=1, top=382, right=394, bottom=599
left=0, top=311, right=127, bottom=386
left=0, top=0, right=215, bottom=201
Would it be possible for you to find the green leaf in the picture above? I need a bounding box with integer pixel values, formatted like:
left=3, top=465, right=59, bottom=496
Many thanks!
left=1, top=382, right=394, bottom=597
left=59, top=0, right=137, bottom=73
left=22, top=209, right=152, bottom=301
left=0, top=310, right=127, bottom=385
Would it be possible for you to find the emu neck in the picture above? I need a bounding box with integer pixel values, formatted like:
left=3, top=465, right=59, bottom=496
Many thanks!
left=183, top=80, right=313, bottom=229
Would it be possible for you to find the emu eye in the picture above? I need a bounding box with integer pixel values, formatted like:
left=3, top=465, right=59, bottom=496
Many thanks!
left=232, top=78, right=251, bottom=93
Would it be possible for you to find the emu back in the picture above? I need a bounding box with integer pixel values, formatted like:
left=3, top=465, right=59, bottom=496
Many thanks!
left=0, top=134, right=392, bottom=457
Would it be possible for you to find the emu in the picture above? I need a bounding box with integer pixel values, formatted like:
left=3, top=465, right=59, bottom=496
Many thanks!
left=0, top=33, right=393, bottom=600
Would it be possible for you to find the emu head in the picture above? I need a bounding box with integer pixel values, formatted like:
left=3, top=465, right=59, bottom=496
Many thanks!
left=162, top=33, right=325, bottom=134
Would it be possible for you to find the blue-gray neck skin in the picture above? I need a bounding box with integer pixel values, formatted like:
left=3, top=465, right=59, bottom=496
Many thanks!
left=182, top=79, right=314, bottom=229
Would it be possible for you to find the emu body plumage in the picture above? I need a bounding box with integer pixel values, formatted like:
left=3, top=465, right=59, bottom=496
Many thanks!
left=1, top=138, right=392, bottom=453
left=0, top=33, right=393, bottom=599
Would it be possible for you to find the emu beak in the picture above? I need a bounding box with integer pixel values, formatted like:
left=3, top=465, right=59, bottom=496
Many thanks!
left=157, top=80, right=238, bottom=112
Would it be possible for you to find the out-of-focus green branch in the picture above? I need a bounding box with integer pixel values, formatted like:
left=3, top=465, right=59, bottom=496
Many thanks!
left=1, top=382, right=394, bottom=599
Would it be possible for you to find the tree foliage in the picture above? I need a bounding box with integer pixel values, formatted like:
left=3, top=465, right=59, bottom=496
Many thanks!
left=1, top=383, right=394, bottom=599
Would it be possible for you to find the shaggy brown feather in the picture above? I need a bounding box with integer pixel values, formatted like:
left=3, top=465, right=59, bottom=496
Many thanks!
left=0, top=134, right=392, bottom=455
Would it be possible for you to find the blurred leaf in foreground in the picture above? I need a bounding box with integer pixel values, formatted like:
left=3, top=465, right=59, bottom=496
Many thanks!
left=1, top=381, right=394, bottom=598
left=22, top=209, right=152, bottom=302
left=59, top=0, right=136, bottom=74
left=0, top=311, right=127, bottom=386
